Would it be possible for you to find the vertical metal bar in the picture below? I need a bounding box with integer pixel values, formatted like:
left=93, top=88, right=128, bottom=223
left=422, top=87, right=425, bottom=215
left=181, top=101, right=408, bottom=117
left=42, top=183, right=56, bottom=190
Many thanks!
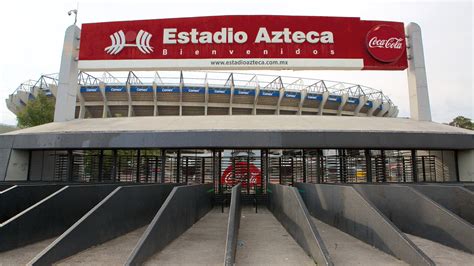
left=338, top=149, right=344, bottom=183
left=291, top=157, right=294, bottom=186
left=66, top=150, right=73, bottom=182
left=201, top=158, right=205, bottom=184
left=247, top=151, right=250, bottom=195
left=154, top=155, right=158, bottom=183
left=112, top=150, right=118, bottom=182
left=454, top=150, right=460, bottom=182
left=185, top=156, right=189, bottom=184
left=218, top=150, right=222, bottom=194
left=402, top=156, right=406, bottom=183
left=381, top=150, right=386, bottom=182
left=176, top=150, right=181, bottom=183
left=212, top=150, right=216, bottom=189
left=265, top=149, right=269, bottom=189
left=302, top=149, right=307, bottom=183
left=161, top=149, right=166, bottom=183
left=136, top=149, right=141, bottom=183
left=279, top=157, right=282, bottom=184
left=422, top=156, right=426, bottom=182
left=316, top=149, right=321, bottom=183
left=365, top=149, right=372, bottom=183
left=98, top=150, right=104, bottom=182
left=27, top=150, right=32, bottom=181
left=411, top=150, right=418, bottom=182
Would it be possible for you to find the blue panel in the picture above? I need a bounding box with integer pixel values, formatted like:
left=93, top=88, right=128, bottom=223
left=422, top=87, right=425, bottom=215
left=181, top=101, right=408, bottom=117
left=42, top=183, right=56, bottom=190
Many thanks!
left=347, top=97, right=360, bottom=105
left=284, top=92, right=301, bottom=99
left=130, top=86, right=153, bottom=93
left=157, top=87, right=180, bottom=93
left=259, top=90, right=280, bottom=97
left=183, top=87, right=205, bottom=94
left=80, top=86, right=100, bottom=93
left=365, top=101, right=373, bottom=108
left=234, top=89, right=255, bottom=96
left=327, top=95, right=342, bottom=103
left=105, top=86, right=126, bottom=93
left=306, top=94, right=323, bottom=101
left=209, top=88, right=230, bottom=95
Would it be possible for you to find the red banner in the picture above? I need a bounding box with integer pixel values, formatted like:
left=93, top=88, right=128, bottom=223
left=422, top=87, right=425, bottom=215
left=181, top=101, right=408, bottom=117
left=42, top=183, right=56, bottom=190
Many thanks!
left=78, top=15, right=407, bottom=71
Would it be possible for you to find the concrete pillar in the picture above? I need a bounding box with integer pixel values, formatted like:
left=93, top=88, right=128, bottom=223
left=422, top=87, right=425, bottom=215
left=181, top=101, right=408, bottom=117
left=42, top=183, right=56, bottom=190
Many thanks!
left=406, top=23, right=432, bottom=121
left=458, top=150, right=474, bottom=181
left=54, top=25, right=81, bottom=122
left=5, top=150, right=29, bottom=181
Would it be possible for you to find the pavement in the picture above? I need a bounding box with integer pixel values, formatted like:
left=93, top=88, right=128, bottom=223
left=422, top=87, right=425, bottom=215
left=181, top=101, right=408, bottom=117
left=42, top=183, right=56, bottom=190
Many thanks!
left=235, top=206, right=314, bottom=265
left=56, top=227, right=147, bottom=266
left=312, top=217, right=406, bottom=265
left=145, top=207, right=228, bottom=265
left=0, top=238, right=56, bottom=265
left=405, top=233, right=474, bottom=266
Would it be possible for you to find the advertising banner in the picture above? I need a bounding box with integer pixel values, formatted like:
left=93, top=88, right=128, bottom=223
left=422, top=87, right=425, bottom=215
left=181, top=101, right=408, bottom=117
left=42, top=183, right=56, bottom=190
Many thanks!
left=78, top=15, right=407, bottom=71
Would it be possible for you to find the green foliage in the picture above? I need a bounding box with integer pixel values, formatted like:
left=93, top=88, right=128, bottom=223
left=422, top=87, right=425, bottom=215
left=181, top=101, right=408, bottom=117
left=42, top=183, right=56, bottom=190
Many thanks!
left=449, top=116, right=473, bottom=130
left=17, top=92, right=55, bottom=128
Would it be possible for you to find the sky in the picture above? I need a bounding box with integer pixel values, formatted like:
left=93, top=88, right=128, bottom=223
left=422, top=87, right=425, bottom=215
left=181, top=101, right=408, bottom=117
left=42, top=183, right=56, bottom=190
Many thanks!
left=0, top=0, right=472, bottom=125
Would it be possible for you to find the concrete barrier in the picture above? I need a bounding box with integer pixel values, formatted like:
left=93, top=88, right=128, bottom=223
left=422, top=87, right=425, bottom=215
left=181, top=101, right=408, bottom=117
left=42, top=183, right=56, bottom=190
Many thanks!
left=0, top=184, right=14, bottom=192
left=29, top=183, right=177, bottom=265
left=354, top=184, right=474, bottom=253
left=267, top=183, right=332, bottom=266
left=296, top=183, right=434, bottom=265
left=224, top=184, right=242, bottom=266
left=407, top=184, right=474, bottom=225
left=0, top=184, right=117, bottom=252
left=0, top=184, right=65, bottom=223
left=126, top=184, right=213, bottom=265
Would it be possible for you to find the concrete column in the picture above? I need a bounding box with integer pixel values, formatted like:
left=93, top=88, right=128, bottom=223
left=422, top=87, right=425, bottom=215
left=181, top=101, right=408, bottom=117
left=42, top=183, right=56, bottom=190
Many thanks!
left=406, top=23, right=432, bottom=121
left=318, top=91, right=329, bottom=115
left=54, top=25, right=81, bottom=122
left=5, top=150, right=29, bottom=181
left=458, top=149, right=474, bottom=181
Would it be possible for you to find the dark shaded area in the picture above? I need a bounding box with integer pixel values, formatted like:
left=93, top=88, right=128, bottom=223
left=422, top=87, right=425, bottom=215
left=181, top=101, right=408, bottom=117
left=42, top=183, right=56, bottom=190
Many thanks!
left=0, top=184, right=65, bottom=223
left=408, top=184, right=474, bottom=224
left=29, top=183, right=177, bottom=265
left=354, top=184, right=474, bottom=253
left=296, top=183, right=433, bottom=265
left=0, top=184, right=118, bottom=252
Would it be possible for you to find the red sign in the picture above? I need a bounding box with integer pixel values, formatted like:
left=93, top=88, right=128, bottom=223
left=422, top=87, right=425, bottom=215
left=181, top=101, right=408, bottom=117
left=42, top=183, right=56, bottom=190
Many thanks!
left=78, top=15, right=408, bottom=71
left=221, top=162, right=261, bottom=188
left=366, top=25, right=405, bottom=63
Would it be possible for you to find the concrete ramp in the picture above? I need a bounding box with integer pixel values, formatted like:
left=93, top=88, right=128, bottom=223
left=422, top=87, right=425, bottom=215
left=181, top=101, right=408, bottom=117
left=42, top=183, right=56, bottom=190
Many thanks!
left=267, top=183, right=332, bottom=266
left=0, top=184, right=65, bottom=223
left=407, top=184, right=474, bottom=224
left=354, top=184, right=474, bottom=253
left=29, top=183, right=176, bottom=265
left=295, top=183, right=433, bottom=265
left=126, top=184, right=214, bottom=265
left=0, top=184, right=117, bottom=252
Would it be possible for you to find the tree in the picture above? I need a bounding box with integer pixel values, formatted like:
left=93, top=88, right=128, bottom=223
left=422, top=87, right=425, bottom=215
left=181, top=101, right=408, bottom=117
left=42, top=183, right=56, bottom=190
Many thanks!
left=17, top=92, right=55, bottom=128
left=449, top=116, right=474, bottom=130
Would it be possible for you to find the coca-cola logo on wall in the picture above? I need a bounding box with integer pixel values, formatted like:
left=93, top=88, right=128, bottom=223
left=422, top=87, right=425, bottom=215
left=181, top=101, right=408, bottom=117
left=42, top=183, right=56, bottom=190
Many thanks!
left=366, top=25, right=405, bottom=63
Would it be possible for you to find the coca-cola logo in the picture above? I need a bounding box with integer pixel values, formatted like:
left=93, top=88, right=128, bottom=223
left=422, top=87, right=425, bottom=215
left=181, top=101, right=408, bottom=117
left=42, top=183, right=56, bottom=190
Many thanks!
left=366, top=25, right=405, bottom=63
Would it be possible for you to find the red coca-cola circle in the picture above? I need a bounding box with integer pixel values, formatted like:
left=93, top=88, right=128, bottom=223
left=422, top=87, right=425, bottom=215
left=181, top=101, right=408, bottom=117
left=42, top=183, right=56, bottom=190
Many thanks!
left=366, top=25, right=405, bottom=63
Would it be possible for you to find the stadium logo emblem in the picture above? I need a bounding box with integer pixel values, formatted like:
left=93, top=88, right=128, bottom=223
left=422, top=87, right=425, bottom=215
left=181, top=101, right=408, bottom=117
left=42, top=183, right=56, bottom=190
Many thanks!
left=366, top=25, right=405, bottom=63
left=105, top=30, right=154, bottom=55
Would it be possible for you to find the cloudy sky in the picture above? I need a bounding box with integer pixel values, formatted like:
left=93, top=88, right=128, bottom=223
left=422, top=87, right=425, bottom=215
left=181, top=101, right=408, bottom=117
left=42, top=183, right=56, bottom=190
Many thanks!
left=0, top=0, right=472, bottom=125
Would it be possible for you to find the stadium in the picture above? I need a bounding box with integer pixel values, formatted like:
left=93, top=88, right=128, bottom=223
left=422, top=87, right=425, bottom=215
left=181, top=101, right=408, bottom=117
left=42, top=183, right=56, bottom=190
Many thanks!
left=0, top=15, right=473, bottom=265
